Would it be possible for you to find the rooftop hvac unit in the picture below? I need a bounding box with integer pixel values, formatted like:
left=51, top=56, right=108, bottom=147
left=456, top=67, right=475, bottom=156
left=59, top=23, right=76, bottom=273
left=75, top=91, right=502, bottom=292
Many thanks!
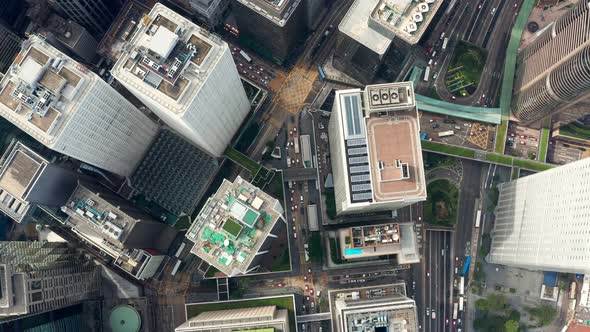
left=370, top=90, right=381, bottom=105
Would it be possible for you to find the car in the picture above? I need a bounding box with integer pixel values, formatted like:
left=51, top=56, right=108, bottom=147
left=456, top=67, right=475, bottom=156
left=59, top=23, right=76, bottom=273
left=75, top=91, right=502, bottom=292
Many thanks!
left=455, top=256, right=459, bottom=261
left=451, top=95, right=457, bottom=100
left=426, top=308, right=430, bottom=316
left=478, top=3, right=483, bottom=9
left=251, top=75, right=256, bottom=80
left=464, top=123, right=470, bottom=127
left=233, top=47, right=238, bottom=51
left=248, top=66, right=253, bottom=70
left=238, top=63, right=243, bottom=67
left=520, top=141, right=526, bottom=145
left=310, top=289, right=314, bottom=295
left=491, top=7, right=496, bottom=15
left=318, top=123, right=324, bottom=129
left=429, top=119, right=435, bottom=123
left=242, top=70, right=247, bottom=75
left=453, top=320, right=457, bottom=326
left=294, top=233, right=297, bottom=239
left=308, top=268, right=312, bottom=273
left=458, top=318, right=462, bottom=324
left=304, top=276, right=308, bottom=281
left=256, top=71, right=260, bottom=75
left=520, top=135, right=527, bottom=139
left=427, top=272, right=430, bottom=277
left=433, top=61, right=438, bottom=66
left=306, top=296, right=310, bottom=301
left=276, top=283, right=285, bottom=287
left=433, top=73, right=438, bottom=79
left=305, top=285, right=309, bottom=290
left=292, top=226, right=296, bottom=231
left=514, top=2, right=518, bottom=7
left=446, top=318, right=449, bottom=324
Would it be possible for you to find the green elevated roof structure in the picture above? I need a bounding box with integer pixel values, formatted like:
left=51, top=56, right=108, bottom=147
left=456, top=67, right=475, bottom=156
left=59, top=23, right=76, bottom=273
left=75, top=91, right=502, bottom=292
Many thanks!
left=108, top=305, right=141, bottom=332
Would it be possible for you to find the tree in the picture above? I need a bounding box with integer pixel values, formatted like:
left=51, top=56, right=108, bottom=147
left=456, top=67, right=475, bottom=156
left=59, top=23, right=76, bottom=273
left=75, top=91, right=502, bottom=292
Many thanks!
left=525, top=304, right=557, bottom=327
left=505, top=320, right=520, bottom=332
left=476, top=293, right=510, bottom=314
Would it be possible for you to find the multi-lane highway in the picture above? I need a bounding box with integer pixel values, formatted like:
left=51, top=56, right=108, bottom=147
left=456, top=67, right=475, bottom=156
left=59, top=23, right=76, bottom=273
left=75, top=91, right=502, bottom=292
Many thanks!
left=423, top=230, right=452, bottom=332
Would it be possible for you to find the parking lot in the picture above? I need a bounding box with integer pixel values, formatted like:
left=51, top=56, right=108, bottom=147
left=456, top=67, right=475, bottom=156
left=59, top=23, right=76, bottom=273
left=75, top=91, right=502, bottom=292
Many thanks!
left=228, top=43, right=285, bottom=91
left=419, top=112, right=497, bottom=151
left=504, top=123, right=540, bottom=160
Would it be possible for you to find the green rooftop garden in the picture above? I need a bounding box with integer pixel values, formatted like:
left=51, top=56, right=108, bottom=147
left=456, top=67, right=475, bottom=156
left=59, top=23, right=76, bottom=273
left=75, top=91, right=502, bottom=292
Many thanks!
left=222, top=218, right=243, bottom=239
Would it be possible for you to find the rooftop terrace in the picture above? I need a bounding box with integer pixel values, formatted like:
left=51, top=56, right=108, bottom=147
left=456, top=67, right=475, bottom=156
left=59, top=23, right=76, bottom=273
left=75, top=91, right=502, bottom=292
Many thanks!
left=0, top=36, right=87, bottom=144
left=335, top=82, right=426, bottom=206
left=112, top=3, right=224, bottom=112
left=186, top=176, right=284, bottom=277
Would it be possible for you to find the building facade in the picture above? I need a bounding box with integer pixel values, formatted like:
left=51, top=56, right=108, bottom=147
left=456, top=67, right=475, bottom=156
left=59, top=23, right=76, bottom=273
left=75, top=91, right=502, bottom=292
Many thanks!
left=488, top=157, right=590, bottom=273
left=328, top=82, right=426, bottom=215
left=176, top=305, right=290, bottom=331
left=0, top=23, right=21, bottom=74
left=0, top=35, right=159, bottom=176
left=111, top=3, right=250, bottom=157
left=511, top=0, right=590, bottom=124
left=52, top=0, right=119, bottom=36
left=0, top=241, right=101, bottom=317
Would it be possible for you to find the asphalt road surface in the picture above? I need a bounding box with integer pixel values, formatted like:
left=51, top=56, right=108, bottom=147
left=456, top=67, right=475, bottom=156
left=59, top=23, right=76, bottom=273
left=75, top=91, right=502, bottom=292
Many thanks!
left=424, top=230, right=452, bottom=332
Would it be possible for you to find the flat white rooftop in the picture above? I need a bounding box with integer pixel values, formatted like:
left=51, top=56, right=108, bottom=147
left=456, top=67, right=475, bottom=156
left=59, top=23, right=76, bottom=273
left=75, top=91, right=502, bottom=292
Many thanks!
left=0, top=36, right=89, bottom=145
left=339, top=0, right=392, bottom=55
left=111, top=3, right=225, bottom=114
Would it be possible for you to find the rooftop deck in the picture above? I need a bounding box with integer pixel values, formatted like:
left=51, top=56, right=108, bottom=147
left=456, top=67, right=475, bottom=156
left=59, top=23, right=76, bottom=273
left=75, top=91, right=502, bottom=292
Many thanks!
left=0, top=36, right=87, bottom=144
left=186, top=176, right=283, bottom=277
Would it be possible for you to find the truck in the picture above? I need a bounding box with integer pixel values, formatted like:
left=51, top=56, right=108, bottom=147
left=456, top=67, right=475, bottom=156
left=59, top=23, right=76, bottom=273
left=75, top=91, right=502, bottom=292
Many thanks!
left=459, top=276, right=465, bottom=295
left=438, top=130, right=455, bottom=137
left=459, top=296, right=464, bottom=311
left=294, top=139, right=300, bottom=154
left=240, top=50, right=252, bottom=63
left=424, top=66, right=431, bottom=81
left=453, top=303, right=458, bottom=320
left=475, top=209, right=482, bottom=228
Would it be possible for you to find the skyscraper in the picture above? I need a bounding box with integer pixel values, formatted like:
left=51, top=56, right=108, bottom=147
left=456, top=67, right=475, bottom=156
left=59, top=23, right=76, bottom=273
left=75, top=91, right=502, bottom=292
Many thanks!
left=111, top=3, right=250, bottom=157
left=511, top=0, right=590, bottom=124
left=176, top=305, right=291, bottom=331
left=0, top=140, right=78, bottom=223
left=0, top=35, right=159, bottom=176
left=328, top=82, right=427, bottom=215
left=0, top=23, right=21, bottom=74
left=52, top=0, right=119, bottom=36
left=488, top=157, right=590, bottom=273
left=169, top=0, right=230, bottom=27
left=0, top=241, right=101, bottom=317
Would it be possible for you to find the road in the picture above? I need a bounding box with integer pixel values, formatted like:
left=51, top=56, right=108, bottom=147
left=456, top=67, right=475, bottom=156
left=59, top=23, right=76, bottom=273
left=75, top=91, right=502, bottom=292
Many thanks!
left=424, top=230, right=452, bottom=332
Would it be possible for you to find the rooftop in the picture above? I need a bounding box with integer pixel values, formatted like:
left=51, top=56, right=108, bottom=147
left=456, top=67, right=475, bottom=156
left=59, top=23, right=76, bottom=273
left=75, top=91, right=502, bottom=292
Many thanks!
left=334, top=82, right=426, bottom=206
left=111, top=3, right=225, bottom=113
left=185, top=176, right=284, bottom=277
left=235, top=0, right=303, bottom=25
left=0, top=141, right=47, bottom=222
left=339, top=222, right=419, bottom=263
left=0, top=35, right=89, bottom=145
left=369, top=0, right=442, bottom=45
left=330, top=283, right=417, bottom=332
left=339, top=0, right=442, bottom=54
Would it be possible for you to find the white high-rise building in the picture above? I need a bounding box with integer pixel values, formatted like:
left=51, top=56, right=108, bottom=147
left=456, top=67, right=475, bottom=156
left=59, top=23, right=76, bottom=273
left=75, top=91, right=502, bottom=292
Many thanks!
left=0, top=35, right=159, bottom=176
left=111, top=3, right=250, bottom=157
left=489, top=157, right=590, bottom=273
left=328, top=82, right=426, bottom=215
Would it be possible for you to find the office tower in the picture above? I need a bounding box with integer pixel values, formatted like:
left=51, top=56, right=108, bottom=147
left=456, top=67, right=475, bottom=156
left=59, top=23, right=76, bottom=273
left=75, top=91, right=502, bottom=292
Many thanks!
left=131, top=129, right=218, bottom=216
left=232, top=0, right=308, bottom=64
left=0, top=241, right=101, bottom=317
left=52, top=0, right=119, bottom=36
left=0, top=141, right=78, bottom=223
left=0, top=23, right=21, bottom=74
left=328, top=82, right=427, bottom=216
left=176, top=305, right=291, bottom=331
left=111, top=3, right=250, bottom=157
left=488, top=157, right=590, bottom=273
left=330, top=283, right=418, bottom=332
left=61, top=180, right=178, bottom=280
left=170, top=0, right=230, bottom=27
left=338, top=222, right=419, bottom=263
left=0, top=35, right=158, bottom=176
left=335, top=0, right=442, bottom=84
left=511, top=0, right=590, bottom=124
left=185, top=176, right=284, bottom=277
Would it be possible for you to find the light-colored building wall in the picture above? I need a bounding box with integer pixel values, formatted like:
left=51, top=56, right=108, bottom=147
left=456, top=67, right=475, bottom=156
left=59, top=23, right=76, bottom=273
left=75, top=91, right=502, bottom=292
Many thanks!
left=511, top=0, right=590, bottom=124
left=175, top=305, right=290, bottom=332
left=488, top=157, right=590, bottom=273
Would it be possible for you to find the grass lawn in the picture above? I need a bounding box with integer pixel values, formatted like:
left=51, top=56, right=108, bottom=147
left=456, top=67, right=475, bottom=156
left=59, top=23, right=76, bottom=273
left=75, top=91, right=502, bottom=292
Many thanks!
left=421, top=141, right=476, bottom=158
left=424, top=152, right=457, bottom=169
left=424, top=179, right=459, bottom=226
left=538, top=127, right=550, bottom=162
left=329, top=238, right=345, bottom=265
left=222, top=218, right=243, bottom=238
left=512, top=158, right=553, bottom=172
left=558, top=122, right=590, bottom=141
left=186, top=296, right=296, bottom=332
left=495, top=120, right=508, bottom=153
left=224, top=147, right=262, bottom=175
left=204, top=266, right=220, bottom=278
left=309, top=232, right=323, bottom=264
left=446, top=41, right=488, bottom=96
left=486, top=153, right=513, bottom=165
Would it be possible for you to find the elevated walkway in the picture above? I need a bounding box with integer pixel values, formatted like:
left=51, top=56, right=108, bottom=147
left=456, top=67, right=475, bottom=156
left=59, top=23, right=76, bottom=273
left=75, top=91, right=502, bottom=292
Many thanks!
left=416, top=94, right=502, bottom=124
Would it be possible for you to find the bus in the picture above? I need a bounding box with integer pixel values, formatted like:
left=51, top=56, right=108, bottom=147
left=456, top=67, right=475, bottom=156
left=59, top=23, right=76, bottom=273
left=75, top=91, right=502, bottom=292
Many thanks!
left=475, top=209, right=482, bottom=228
left=421, top=133, right=428, bottom=140
left=459, top=276, right=465, bottom=295
left=424, top=66, right=431, bottom=81
left=240, top=50, right=252, bottom=63
left=459, top=296, right=464, bottom=311
left=462, top=256, right=472, bottom=276
left=294, top=138, right=300, bottom=154
left=442, top=37, right=449, bottom=50
left=438, top=130, right=455, bottom=137
left=318, top=65, right=326, bottom=81
left=453, top=303, right=458, bottom=320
